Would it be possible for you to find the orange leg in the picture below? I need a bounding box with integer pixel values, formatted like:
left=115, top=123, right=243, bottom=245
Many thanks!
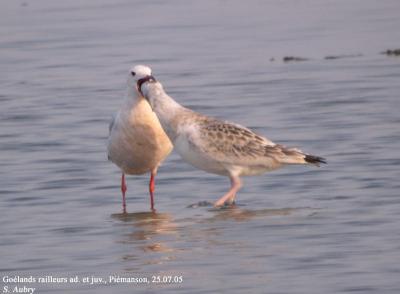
left=214, top=176, right=242, bottom=207
left=121, top=173, right=127, bottom=213
left=149, top=168, right=157, bottom=211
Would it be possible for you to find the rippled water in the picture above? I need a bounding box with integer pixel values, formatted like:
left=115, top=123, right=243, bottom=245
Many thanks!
left=1, top=0, right=400, bottom=293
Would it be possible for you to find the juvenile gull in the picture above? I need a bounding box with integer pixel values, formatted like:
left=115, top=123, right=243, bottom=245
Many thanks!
left=107, top=65, right=173, bottom=212
left=139, top=68, right=326, bottom=207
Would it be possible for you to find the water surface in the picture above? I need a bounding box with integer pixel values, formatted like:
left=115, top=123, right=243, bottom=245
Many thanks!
left=1, top=0, right=400, bottom=293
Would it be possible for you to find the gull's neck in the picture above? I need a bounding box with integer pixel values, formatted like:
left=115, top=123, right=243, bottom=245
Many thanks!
left=142, top=82, right=190, bottom=141
left=123, top=83, right=141, bottom=108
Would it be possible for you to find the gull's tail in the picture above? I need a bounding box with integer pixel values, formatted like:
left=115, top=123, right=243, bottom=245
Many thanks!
left=304, top=154, right=327, bottom=167
left=270, top=144, right=327, bottom=167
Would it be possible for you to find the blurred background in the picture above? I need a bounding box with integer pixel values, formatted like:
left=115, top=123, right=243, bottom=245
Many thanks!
left=1, top=0, right=400, bottom=293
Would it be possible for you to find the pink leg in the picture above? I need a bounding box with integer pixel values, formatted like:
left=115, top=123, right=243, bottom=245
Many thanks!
left=214, top=175, right=242, bottom=207
left=121, top=173, right=127, bottom=213
left=149, top=167, right=157, bottom=211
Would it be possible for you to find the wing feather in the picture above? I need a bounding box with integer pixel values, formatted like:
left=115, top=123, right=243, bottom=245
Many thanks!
left=190, top=120, right=298, bottom=167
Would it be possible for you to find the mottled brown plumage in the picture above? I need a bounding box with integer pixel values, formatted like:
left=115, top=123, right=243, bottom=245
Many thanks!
left=194, top=120, right=324, bottom=171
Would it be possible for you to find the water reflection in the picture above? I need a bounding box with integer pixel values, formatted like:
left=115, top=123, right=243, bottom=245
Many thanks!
left=187, top=200, right=313, bottom=222
left=112, top=211, right=178, bottom=236
left=206, top=206, right=299, bottom=222
left=111, top=211, right=179, bottom=268
left=110, top=206, right=318, bottom=272
left=187, top=202, right=315, bottom=223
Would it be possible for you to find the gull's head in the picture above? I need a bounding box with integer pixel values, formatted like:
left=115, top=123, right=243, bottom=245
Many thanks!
left=128, top=65, right=156, bottom=96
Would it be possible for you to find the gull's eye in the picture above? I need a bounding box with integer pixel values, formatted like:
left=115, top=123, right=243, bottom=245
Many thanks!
left=131, top=71, right=136, bottom=76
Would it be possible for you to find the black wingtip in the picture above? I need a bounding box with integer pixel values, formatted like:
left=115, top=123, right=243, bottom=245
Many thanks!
left=305, top=154, right=327, bottom=166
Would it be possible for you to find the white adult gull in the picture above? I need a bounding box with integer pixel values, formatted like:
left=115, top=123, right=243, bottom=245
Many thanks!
left=107, top=65, right=173, bottom=212
left=139, top=69, right=326, bottom=207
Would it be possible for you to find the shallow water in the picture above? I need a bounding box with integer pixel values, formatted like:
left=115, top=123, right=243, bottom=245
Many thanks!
left=1, top=0, right=400, bottom=293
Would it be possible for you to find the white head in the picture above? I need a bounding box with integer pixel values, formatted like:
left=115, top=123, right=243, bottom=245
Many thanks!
left=127, top=65, right=156, bottom=96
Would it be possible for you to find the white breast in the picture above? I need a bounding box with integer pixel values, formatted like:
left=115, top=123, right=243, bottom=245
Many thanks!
left=108, top=98, right=172, bottom=175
